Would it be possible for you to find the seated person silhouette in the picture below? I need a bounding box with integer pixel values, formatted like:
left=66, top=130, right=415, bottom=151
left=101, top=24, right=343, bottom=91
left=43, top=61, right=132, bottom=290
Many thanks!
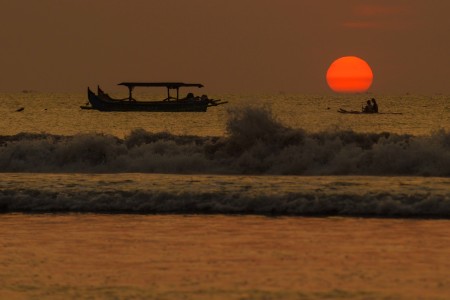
left=363, top=100, right=373, bottom=113
left=185, top=92, right=195, bottom=101
left=371, top=98, right=378, bottom=113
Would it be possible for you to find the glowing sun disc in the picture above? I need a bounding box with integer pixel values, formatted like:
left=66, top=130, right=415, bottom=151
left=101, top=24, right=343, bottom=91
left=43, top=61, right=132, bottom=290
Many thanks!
left=326, top=56, right=373, bottom=93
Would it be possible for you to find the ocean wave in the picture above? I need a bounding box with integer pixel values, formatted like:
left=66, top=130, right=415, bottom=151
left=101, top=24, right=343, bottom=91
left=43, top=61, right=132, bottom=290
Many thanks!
left=1, top=188, right=449, bottom=218
left=1, top=106, right=449, bottom=176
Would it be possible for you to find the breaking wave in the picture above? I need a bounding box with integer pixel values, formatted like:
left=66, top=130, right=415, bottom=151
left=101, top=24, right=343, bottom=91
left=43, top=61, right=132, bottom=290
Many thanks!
left=1, top=188, right=449, bottom=218
left=1, top=106, right=450, bottom=176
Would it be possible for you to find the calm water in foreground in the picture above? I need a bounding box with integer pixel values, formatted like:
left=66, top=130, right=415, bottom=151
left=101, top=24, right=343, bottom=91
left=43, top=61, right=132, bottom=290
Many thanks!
left=0, top=92, right=449, bottom=299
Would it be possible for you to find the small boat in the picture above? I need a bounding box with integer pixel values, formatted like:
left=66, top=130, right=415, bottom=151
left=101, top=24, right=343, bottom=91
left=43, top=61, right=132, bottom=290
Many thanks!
left=338, top=108, right=366, bottom=114
left=81, top=82, right=227, bottom=112
left=338, top=108, right=403, bottom=115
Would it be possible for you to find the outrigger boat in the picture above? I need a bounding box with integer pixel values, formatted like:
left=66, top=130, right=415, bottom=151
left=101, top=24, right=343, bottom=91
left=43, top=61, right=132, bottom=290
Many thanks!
left=338, top=108, right=369, bottom=114
left=338, top=108, right=402, bottom=115
left=81, top=82, right=227, bottom=112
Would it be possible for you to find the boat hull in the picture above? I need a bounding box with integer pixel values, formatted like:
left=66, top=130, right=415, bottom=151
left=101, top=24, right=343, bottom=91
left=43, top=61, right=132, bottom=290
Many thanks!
left=338, top=109, right=365, bottom=114
left=338, top=108, right=402, bottom=115
left=86, top=88, right=210, bottom=112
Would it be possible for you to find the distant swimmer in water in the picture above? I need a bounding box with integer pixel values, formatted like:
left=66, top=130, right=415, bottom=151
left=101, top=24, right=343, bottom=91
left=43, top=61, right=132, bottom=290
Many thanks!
left=371, top=98, right=378, bottom=113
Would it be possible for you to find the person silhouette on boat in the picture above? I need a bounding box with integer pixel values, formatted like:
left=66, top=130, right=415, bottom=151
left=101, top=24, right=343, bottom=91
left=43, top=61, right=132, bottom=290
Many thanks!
left=185, top=92, right=195, bottom=101
left=201, top=94, right=209, bottom=102
left=371, top=98, right=378, bottom=113
left=363, top=100, right=373, bottom=113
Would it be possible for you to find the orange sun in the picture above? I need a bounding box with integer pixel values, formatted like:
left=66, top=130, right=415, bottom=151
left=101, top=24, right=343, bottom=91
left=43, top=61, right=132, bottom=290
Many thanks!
left=326, top=56, right=373, bottom=93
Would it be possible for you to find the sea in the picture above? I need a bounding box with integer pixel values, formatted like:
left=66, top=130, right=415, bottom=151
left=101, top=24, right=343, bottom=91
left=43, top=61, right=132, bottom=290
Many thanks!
left=0, top=91, right=449, bottom=299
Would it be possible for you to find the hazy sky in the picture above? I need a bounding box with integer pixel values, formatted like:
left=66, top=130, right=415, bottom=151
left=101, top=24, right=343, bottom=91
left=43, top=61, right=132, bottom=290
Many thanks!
left=0, top=0, right=449, bottom=93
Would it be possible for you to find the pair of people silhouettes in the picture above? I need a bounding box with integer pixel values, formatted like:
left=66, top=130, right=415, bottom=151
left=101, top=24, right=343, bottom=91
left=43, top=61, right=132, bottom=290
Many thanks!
left=363, top=98, right=378, bottom=113
left=185, top=93, right=209, bottom=102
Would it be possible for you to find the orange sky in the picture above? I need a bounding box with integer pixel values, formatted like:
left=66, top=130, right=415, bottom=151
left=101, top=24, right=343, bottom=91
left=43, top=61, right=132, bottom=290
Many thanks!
left=0, top=0, right=448, bottom=93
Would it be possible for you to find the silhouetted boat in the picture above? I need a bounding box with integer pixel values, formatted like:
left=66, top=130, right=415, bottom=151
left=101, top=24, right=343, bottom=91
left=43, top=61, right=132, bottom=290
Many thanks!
left=338, top=108, right=402, bottom=115
left=338, top=108, right=367, bottom=114
left=81, top=82, right=227, bottom=112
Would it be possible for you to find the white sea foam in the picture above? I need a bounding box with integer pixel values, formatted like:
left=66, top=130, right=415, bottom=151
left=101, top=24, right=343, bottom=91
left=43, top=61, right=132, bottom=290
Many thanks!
left=1, top=172, right=449, bottom=217
left=1, top=187, right=449, bottom=217
left=0, top=106, right=449, bottom=176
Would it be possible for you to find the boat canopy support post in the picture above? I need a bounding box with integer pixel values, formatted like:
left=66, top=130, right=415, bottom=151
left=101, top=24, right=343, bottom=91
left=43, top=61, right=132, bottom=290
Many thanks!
left=166, top=86, right=180, bottom=100
left=128, top=86, right=134, bottom=101
left=117, top=82, right=205, bottom=101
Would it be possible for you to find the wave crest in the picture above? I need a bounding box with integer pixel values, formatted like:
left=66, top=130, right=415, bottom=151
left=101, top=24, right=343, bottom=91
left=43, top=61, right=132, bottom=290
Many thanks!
left=1, top=188, right=449, bottom=218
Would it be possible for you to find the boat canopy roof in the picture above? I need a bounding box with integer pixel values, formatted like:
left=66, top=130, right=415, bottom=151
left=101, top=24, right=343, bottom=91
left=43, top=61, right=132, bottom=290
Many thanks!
left=118, top=82, right=204, bottom=89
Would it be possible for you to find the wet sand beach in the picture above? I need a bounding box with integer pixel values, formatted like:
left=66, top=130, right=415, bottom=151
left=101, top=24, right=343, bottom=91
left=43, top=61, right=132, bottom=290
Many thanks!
left=1, top=215, right=449, bottom=299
